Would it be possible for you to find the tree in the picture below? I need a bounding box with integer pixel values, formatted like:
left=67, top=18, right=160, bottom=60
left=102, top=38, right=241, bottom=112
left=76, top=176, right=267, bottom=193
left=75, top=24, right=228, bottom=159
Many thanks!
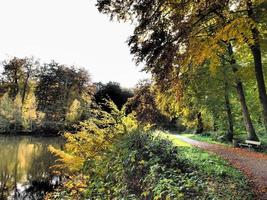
left=126, top=80, right=170, bottom=127
left=66, top=99, right=82, bottom=123
left=21, top=58, right=39, bottom=104
left=227, top=43, right=259, bottom=140
left=22, top=87, right=39, bottom=129
left=0, top=93, right=14, bottom=127
left=1, top=57, right=26, bottom=99
left=96, top=0, right=265, bottom=140
left=246, top=0, right=267, bottom=133
left=0, top=57, right=38, bottom=104
left=35, top=62, right=94, bottom=121
left=94, top=82, right=133, bottom=111
left=12, top=94, right=23, bottom=129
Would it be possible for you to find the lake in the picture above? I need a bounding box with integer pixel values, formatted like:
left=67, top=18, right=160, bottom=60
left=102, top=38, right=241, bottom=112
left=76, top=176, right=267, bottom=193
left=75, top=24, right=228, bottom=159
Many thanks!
left=0, top=135, right=64, bottom=200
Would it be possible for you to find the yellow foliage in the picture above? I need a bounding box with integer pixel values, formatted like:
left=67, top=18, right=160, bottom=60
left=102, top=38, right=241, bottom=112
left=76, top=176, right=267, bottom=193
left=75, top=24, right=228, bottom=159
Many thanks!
left=50, top=127, right=110, bottom=175
left=66, top=99, right=82, bottom=123
left=215, top=17, right=256, bottom=46
left=180, top=16, right=257, bottom=77
left=22, top=89, right=38, bottom=128
left=49, top=145, right=84, bottom=172
left=49, top=100, right=140, bottom=196
left=0, top=93, right=14, bottom=121
left=154, top=84, right=182, bottom=118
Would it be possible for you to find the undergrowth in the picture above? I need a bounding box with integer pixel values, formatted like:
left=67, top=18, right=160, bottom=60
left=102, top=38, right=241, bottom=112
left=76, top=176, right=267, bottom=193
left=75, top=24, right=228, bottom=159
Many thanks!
left=84, top=132, right=253, bottom=199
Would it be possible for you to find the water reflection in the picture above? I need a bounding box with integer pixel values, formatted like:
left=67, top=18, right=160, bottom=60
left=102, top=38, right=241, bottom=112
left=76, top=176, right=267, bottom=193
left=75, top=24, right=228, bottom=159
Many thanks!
left=0, top=136, right=63, bottom=200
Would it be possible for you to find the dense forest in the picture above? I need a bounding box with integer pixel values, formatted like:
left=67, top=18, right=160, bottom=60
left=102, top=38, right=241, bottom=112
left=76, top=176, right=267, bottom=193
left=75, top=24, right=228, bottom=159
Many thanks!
left=1, top=0, right=267, bottom=199
left=0, top=57, right=133, bottom=134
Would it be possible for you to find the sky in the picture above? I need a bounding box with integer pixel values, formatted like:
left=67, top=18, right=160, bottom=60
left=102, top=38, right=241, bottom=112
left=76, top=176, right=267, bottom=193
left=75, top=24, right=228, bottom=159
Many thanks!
left=0, top=0, right=150, bottom=88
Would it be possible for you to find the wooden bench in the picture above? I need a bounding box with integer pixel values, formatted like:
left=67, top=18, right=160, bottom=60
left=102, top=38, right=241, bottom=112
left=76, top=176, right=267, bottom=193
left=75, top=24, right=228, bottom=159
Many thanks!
left=239, top=140, right=261, bottom=149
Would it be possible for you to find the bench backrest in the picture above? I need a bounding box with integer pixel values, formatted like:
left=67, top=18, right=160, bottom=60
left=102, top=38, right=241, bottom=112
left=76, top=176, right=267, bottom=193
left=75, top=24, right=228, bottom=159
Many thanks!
left=245, top=140, right=261, bottom=145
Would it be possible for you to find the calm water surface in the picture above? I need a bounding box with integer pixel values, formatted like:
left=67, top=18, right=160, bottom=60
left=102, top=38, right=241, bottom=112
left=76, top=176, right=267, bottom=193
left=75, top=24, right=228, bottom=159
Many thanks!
left=0, top=136, right=64, bottom=200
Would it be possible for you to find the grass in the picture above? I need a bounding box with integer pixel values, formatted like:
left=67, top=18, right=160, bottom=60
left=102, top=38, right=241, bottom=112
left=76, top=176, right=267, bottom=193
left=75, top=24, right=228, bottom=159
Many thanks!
left=154, top=130, right=191, bottom=147
left=181, top=133, right=226, bottom=144
left=177, top=131, right=267, bottom=153
left=158, top=130, right=245, bottom=176
left=154, top=130, right=254, bottom=199
left=259, top=132, right=267, bottom=145
left=178, top=145, right=253, bottom=199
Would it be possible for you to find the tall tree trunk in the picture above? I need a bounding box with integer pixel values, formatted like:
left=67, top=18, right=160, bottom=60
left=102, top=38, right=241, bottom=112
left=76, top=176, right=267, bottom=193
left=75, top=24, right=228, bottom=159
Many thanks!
left=213, top=118, right=218, bottom=132
left=224, top=82, right=234, bottom=141
left=195, top=112, right=204, bottom=134
left=222, top=57, right=234, bottom=141
left=235, top=81, right=259, bottom=140
left=250, top=43, right=267, bottom=132
left=21, top=71, right=30, bottom=104
left=11, top=70, right=19, bottom=99
left=228, top=44, right=259, bottom=141
left=247, top=0, right=267, bottom=134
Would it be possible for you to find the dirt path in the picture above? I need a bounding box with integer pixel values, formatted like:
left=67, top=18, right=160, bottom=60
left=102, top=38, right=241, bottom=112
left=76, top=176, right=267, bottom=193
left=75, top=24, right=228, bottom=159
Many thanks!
left=175, top=135, right=267, bottom=200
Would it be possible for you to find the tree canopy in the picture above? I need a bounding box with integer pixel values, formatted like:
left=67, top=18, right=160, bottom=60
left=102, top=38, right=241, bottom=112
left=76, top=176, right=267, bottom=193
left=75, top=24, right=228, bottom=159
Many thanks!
left=97, top=0, right=267, bottom=141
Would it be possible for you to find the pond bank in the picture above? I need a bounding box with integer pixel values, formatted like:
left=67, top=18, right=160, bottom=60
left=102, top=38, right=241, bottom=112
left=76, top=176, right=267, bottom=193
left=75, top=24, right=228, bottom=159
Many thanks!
left=0, top=130, right=62, bottom=137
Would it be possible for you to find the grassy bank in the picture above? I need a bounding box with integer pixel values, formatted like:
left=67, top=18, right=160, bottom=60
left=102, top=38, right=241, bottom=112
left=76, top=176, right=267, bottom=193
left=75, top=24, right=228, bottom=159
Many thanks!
left=156, top=131, right=254, bottom=199
left=178, top=131, right=267, bottom=152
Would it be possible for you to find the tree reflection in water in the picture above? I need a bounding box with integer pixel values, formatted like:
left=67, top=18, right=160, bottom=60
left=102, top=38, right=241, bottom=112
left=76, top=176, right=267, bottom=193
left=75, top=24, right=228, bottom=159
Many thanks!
left=0, top=136, right=63, bottom=200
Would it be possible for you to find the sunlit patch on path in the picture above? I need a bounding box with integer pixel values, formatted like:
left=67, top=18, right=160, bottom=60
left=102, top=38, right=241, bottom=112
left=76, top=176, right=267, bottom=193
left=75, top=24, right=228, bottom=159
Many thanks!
left=175, top=134, right=267, bottom=200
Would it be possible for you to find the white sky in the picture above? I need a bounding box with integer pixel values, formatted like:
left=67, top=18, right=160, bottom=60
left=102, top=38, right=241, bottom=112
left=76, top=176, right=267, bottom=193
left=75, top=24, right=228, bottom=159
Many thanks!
left=0, top=0, right=149, bottom=88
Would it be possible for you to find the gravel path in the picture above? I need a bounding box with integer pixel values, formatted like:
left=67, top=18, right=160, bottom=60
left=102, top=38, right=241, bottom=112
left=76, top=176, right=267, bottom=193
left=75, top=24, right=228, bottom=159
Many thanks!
left=175, top=135, right=267, bottom=200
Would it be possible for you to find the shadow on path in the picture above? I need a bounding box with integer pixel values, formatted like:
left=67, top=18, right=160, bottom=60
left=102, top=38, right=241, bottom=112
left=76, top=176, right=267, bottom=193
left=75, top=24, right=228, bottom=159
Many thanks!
left=175, top=135, right=267, bottom=200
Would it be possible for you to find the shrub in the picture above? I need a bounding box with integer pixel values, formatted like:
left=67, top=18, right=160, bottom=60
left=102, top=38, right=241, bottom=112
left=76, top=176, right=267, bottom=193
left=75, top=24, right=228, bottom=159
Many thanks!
left=85, top=132, right=205, bottom=199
